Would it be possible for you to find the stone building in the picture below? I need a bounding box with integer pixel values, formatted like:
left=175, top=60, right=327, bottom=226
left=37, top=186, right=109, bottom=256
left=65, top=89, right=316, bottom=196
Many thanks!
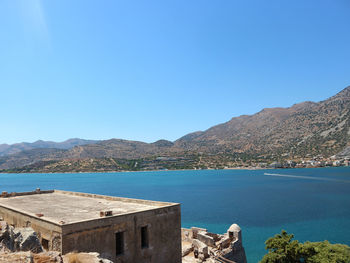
left=0, top=189, right=181, bottom=263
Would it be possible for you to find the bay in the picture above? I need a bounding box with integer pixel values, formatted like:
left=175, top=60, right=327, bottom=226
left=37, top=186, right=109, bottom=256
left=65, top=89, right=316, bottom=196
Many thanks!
left=0, top=167, right=349, bottom=262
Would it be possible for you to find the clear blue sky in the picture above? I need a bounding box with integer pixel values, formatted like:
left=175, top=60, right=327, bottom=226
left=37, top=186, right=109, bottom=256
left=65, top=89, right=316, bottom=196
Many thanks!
left=1, top=0, right=349, bottom=144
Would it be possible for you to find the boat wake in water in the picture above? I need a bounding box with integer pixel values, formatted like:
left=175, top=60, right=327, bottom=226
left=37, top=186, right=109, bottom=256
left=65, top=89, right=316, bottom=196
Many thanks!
left=264, top=172, right=350, bottom=183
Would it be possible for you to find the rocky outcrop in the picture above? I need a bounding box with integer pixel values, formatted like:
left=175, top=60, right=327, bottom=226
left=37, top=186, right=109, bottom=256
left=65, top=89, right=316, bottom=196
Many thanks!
left=13, top=228, right=43, bottom=253
left=0, top=221, right=42, bottom=253
left=182, top=224, right=247, bottom=263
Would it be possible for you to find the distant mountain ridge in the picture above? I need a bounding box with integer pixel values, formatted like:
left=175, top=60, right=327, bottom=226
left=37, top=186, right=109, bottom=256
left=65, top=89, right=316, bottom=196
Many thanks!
left=0, top=139, right=99, bottom=157
left=0, top=86, right=349, bottom=171
left=174, top=86, right=350, bottom=157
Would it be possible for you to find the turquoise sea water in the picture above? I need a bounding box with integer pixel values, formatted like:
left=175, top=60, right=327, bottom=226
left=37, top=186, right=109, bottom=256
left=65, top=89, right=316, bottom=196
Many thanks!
left=0, top=167, right=349, bottom=262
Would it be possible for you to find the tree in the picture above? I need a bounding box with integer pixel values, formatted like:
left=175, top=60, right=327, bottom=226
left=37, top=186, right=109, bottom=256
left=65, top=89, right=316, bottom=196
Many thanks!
left=260, top=230, right=350, bottom=263
left=302, top=241, right=350, bottom=263
left=260, top=230, right=303, bottom=263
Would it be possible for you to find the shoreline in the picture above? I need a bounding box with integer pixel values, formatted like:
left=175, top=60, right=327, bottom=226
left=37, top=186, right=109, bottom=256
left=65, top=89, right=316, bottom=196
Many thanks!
left=0, top=166, right=347, bottom=175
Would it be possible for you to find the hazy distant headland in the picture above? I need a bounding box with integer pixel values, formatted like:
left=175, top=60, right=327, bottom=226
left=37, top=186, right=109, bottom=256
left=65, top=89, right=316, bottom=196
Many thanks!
left=0, top=86, right=349, bottom=173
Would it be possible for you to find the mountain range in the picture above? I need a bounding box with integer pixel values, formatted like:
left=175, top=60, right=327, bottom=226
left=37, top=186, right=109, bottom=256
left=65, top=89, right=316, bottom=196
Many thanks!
left=0, top=139, right=99, bottom=157
left=0, top=86, right=349, bottom=172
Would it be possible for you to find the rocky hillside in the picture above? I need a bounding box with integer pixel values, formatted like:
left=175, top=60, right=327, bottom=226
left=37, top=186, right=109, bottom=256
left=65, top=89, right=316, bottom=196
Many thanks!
left=0, top=139, right=180, bottom=170
left=0, top=138, right=98, bottom=157
left=0, top=149, right=65, bottom=170
left=175, top=86, right=350, bottom=158
left=64, top=139, right=179, bottom=159
left=337, top=145, right=350, bottom=158
left=0, top=86, right=349, bottom=171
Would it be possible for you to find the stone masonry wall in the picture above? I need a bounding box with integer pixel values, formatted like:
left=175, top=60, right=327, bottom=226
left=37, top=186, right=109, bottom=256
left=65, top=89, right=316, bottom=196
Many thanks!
left=62, top=205, right=181, bottom=263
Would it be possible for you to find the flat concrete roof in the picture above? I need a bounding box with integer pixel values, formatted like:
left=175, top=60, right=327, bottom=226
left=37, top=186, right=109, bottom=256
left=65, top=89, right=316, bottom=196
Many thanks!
left=0, top=190, right=177, bottom=225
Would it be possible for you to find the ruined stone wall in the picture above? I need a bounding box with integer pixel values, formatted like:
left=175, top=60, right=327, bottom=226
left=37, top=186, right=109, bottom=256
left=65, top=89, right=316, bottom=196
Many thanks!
left=181, top=228, right=193, bottom=242
left=61, top=204, right=181, bottom=263
left=0, top=206, right=62, bottom=251
left=181, top=224, right=247, bottom=263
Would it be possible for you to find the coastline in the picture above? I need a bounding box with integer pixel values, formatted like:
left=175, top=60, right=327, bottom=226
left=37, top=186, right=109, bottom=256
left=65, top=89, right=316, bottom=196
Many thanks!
left=0, top=165, right=347, bottom=175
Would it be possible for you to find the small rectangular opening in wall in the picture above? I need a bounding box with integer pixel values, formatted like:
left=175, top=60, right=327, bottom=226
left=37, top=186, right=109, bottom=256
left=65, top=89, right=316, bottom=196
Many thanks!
left=229, top=232, right=233, bottom=239
left=141, top=226, right=149, bottom=249
left=115, top=232, right=124, bottom=256
left=42, top=238, right=49, bottom=250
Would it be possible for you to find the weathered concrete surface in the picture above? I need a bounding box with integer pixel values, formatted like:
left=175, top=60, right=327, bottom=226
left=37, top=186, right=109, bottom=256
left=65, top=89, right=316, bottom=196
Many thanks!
left=0, top=191, right=164, bottom=224
left=0, top=190, right=182, bottom=263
